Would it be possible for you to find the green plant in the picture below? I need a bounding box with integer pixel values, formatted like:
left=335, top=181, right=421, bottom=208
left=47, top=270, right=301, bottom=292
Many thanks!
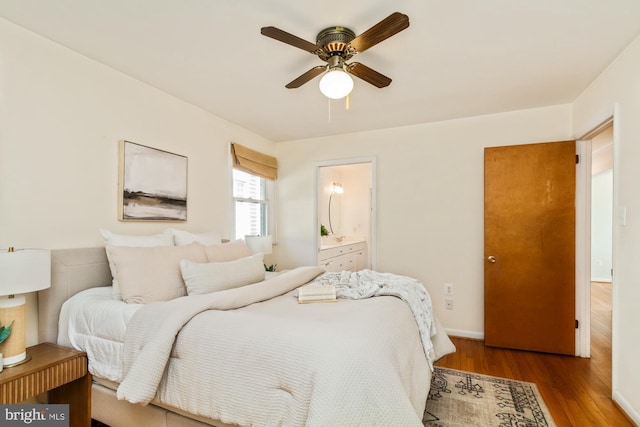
left=264, top=263, right=277, bottom=272
left=0, top=320, right=14, bottom=344
left=320, top=224, right=329, bottom=236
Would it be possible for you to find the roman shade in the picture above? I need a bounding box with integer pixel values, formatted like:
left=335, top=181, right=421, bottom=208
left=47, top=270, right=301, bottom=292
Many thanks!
left=231, top=143, right=277, bottom=180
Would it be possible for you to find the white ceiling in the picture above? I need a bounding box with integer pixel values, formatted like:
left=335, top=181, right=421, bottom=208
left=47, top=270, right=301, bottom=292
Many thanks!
left=1, top=1, right=640, bottom=142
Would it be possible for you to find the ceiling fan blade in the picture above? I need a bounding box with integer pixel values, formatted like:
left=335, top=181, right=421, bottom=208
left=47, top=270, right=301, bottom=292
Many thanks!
left=348, top=12, right=409, bottom=54
left=285, top=66, right=326, bottom=88
left=347, top=62, right=392, bottom=88
left=261, top=26, right=321, bottom=54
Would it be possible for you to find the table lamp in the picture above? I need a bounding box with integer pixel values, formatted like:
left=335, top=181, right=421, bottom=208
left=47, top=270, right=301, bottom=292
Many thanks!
left=0, top=247, right=51, bottom=367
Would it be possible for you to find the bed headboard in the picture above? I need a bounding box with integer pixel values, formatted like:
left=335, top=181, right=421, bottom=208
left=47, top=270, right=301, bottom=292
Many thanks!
left=38, top=247, right=112, bottom=344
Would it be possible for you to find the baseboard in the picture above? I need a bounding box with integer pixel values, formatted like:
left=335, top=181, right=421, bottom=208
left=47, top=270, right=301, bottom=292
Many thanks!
left=591, top=277, right=612, bottom=283
left=444, top=328, right=484, bottom=340
left=613, top=390, right=640, bottom=425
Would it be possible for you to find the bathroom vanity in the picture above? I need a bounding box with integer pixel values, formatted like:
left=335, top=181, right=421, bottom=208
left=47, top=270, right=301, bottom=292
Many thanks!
left=318, top=239, right=368, bottom=272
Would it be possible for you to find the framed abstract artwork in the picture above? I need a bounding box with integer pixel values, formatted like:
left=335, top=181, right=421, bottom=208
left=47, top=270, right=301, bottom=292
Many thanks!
left=118, top=140, right=187, bottom=221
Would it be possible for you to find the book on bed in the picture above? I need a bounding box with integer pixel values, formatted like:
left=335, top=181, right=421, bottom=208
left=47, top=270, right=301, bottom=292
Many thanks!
left=297, top=284, right=337, bottom=303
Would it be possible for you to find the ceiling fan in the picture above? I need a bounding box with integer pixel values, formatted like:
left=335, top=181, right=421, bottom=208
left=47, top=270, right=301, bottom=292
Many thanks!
left=260, top=12, right=410, bottom=99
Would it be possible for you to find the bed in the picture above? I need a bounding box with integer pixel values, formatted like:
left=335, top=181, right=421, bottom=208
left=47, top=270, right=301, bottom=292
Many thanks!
left=37, top=244, right=455, bottom=427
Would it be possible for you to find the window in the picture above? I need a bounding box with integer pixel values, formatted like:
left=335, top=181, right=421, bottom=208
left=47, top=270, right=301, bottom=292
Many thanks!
left=230, top=143, right=277, bottom=241
left=232, top=169, right=272, bottom=240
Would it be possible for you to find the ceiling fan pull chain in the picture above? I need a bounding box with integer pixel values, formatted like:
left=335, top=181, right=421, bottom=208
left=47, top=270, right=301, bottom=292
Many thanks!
left=328, top=97, right=332, bottom=124
left=346, top=93, right=350, bottom=111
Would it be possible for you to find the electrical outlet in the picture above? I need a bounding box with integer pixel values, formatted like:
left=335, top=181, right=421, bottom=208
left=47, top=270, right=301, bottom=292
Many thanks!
left=445, top=283, right=454, bottom=296
left=445, top=298, right=453, bottom=310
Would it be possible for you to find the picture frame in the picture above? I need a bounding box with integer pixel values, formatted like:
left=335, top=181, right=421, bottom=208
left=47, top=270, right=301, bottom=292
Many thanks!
left=118, top=140, right=188, bottom=221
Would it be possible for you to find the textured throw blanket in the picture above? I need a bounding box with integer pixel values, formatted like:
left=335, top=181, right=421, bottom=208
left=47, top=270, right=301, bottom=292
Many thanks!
left=315, top=269, right=437, bottom=369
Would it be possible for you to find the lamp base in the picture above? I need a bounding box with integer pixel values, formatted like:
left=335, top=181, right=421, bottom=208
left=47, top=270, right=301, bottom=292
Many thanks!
left=3, top=353, right=31, bottom=368
left=0, top=295, right=27, bottom=367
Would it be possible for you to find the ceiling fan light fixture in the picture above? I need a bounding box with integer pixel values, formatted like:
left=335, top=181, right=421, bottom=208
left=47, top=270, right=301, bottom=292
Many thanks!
left=262, top=13, right=409, bottom=96
left=319, top=68, right=354, bottom=99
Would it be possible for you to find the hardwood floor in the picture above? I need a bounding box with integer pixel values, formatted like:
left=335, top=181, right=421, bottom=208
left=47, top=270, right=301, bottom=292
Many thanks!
left=434, top=282, right=635, bottom=427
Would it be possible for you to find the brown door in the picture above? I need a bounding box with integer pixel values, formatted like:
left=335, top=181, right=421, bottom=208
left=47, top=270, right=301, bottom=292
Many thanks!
left=484, top=140, right=576, bottom=355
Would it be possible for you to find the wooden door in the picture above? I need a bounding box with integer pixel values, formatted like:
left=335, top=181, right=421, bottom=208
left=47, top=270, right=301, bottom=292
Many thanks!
left=484, top=140, right=576, bottom=355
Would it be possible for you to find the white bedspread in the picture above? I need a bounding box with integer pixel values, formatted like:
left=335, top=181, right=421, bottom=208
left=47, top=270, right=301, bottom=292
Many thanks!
left=116, top=267, right=432, bottom=426
left=58, top=268, right=454, bottom=426
left=58, top=287, right=141, bottom=381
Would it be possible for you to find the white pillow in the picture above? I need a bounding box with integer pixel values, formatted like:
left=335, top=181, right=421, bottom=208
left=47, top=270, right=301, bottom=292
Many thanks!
left=100, top=229, right=175, bottom=246
left=106, top=243, right=208, bottom=304
left=170, top=229, right=222, bottom=246
left=100, top=229, right=175, bottom=300
left=204, top=239, right=252, bottom=262
left=180, top=253, right=265, bottom=295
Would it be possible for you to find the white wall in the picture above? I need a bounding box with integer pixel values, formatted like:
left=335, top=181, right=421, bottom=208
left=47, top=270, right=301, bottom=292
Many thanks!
left=340, top=163, right=372, bottom=244
left=0, top=18, right=275, bottom=345
left=276, top=104, right=572, bottom=336
left=591, top=170, right=613, bottom=281
left=573, top=33, right=640, bottom=424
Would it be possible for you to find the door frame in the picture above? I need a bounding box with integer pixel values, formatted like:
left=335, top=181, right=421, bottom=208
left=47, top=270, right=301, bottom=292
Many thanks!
left=576, top=114, right=616, bottom=359
left=576, top=138, right=592, bottom=357
left=313, top=156, right=377, bottom=270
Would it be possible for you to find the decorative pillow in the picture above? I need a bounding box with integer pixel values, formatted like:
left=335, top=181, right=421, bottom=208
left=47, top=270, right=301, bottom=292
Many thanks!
left=204, top=239, right=252, bottom=262
left=180, top=253, right=265, bottom=295
left=169, top=229, right=222, bottom=246
left=100, top=229, right=176, bottom=300
left=105, top=243, right=207, bottom=304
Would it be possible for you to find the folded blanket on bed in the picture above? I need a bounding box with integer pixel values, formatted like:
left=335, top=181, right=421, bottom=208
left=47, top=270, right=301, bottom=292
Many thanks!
left=117, top=266, right=324, bottom=404
left=315, top=269, right=438, bottom=369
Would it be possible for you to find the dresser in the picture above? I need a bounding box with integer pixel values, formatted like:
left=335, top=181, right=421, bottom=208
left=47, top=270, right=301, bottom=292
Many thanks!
left=318, top=241, right=368, bottom=272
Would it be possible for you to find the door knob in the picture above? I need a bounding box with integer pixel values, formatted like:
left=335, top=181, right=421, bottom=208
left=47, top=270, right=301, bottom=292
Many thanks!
left=487, top=256, right=496, bottom=263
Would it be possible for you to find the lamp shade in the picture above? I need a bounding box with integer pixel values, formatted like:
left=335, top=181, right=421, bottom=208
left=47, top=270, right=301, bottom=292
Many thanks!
left=244, top=235, right=273, bottom=255
left=0, top=249, right=51, bottom=295
left=319, top=69, right=354, bottom=99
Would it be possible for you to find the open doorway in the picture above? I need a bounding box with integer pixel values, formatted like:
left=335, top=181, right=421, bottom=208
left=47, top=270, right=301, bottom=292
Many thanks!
left=589, top=124, right=613, bottom=377
left=577, top=118, right=614, bottom=391
left=314, top=157, right=376, bottom=271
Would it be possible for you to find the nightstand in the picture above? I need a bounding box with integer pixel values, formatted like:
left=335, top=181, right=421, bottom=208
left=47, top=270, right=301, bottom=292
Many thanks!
left=0, top=342, right=91, bottom=427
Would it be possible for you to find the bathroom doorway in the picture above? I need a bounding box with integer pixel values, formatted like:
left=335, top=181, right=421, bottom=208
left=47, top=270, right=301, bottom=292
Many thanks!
left=314, top=157, right=376, bottom=270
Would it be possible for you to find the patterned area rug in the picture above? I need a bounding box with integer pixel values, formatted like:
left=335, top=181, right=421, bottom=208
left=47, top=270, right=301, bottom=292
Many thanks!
left=424, top=367, right=556, bottom=427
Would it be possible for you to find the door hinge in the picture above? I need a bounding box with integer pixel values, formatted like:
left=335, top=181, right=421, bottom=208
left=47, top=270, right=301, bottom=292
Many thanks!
left=576, top=154, right=580, bottom=164
left=575, top=319, right=579, bottom=329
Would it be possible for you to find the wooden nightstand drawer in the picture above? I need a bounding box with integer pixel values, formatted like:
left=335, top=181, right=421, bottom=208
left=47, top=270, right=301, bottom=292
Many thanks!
left=0, top=342, right=91, bottom=426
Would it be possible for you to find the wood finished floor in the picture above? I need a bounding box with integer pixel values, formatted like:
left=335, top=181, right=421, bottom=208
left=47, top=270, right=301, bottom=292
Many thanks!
left=434, top=282, right=635, bottom=427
